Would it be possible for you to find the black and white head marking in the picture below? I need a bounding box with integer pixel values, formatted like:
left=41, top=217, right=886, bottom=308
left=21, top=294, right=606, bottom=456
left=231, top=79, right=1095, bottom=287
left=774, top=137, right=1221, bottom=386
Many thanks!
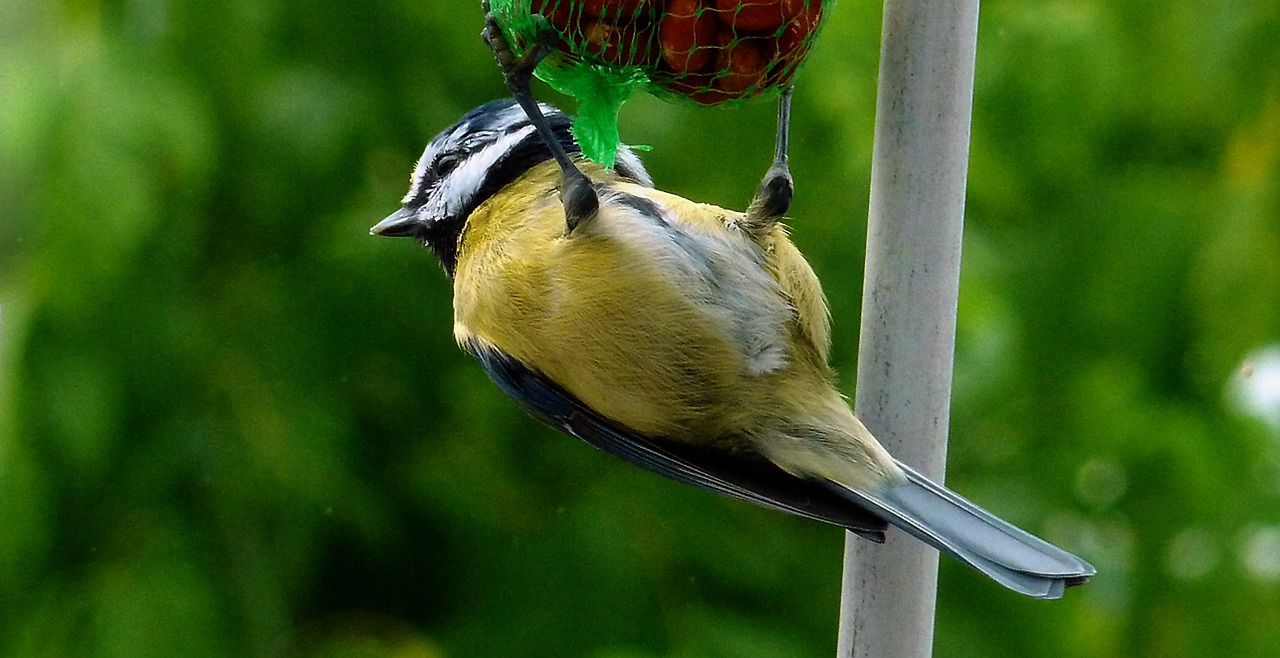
left=384, top=99, right=652, bottom=274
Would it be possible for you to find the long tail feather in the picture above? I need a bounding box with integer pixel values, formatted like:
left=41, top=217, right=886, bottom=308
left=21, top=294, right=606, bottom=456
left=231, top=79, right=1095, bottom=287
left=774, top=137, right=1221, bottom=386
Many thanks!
left=831, top=460, right=1095, bottom=599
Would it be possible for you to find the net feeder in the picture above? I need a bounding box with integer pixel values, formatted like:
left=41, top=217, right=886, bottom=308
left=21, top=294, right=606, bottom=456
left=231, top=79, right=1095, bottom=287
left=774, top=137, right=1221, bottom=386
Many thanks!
left=487, top=0, right=830, bottom=167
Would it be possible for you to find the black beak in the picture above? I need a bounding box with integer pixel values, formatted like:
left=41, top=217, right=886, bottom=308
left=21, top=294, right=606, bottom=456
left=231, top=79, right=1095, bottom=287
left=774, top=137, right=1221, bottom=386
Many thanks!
left=369, top=207, right=421, bottom=237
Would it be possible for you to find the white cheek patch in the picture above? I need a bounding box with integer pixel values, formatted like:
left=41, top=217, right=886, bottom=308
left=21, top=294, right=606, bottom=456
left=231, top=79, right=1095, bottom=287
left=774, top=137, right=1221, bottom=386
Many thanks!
left=429, top=124, right=539, bottom=219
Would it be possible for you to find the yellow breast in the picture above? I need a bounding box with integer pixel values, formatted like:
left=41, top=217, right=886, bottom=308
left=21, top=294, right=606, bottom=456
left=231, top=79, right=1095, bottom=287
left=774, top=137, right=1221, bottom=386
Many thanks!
left=451, top=160, right=834, bottom=442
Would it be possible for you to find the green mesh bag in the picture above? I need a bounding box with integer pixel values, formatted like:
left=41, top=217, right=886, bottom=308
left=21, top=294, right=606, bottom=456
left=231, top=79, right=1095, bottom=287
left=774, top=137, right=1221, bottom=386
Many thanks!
left=488, top=0, right=830, bottom=167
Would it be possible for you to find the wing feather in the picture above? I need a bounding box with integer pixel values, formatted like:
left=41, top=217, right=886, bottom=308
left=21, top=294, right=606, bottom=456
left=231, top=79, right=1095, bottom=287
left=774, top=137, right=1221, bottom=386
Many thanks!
left=473, top=345, right=887, bottom=540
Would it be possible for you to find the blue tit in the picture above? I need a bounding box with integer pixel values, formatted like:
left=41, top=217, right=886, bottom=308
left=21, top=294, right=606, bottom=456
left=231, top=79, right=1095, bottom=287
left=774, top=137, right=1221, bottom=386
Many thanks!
left=371, top=99, right=1095, bottom=599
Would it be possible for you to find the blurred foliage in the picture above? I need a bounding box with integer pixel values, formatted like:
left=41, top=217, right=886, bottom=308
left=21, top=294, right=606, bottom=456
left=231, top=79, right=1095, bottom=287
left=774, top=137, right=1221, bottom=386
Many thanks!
left=2, top=1, right=1280, bottom=656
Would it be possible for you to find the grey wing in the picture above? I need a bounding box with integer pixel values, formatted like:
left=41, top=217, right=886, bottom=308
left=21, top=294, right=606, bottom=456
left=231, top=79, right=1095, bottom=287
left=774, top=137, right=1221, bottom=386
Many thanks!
left=473, top=345, right=888, bottom=540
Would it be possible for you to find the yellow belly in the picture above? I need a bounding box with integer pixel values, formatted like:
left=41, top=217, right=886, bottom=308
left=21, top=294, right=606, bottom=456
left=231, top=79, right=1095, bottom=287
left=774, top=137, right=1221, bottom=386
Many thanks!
left=451, top=161, right=833, bottom=443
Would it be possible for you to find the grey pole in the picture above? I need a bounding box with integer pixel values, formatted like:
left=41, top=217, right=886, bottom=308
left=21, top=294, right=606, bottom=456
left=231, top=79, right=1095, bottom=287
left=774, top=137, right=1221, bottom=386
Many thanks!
left=836, top=1, right=980, bottom=657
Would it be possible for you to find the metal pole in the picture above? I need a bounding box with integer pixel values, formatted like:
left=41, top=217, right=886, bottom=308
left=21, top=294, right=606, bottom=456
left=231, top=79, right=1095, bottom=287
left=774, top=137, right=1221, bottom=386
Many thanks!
left=836, top=1, right=980, bottom=657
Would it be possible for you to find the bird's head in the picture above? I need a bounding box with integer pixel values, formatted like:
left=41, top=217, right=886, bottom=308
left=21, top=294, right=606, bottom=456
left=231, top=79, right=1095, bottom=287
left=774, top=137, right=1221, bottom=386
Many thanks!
left=370, top=99, right=651, bottom=274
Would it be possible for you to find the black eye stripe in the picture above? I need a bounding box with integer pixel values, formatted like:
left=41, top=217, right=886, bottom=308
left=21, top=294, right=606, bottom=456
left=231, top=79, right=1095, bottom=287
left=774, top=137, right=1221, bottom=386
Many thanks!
left=409, top=101, right=580, bottom=199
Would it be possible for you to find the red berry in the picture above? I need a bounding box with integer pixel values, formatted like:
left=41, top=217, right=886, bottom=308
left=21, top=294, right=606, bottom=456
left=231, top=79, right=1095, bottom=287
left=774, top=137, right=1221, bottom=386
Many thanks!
left=714, top=0, right=785, bottom=33
left=659, top=0, right=718, bottom=74
left=581, top=0, right=651, bottom=17
left=768, top=0, right=821, bottom=84
left=582, top=19, right=658, bottom=66
left=714, top=33, right=768, bottom=96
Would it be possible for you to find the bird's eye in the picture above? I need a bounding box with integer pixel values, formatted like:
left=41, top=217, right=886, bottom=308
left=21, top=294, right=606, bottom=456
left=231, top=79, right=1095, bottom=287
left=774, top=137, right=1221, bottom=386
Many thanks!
left=434, top=155, right=460, bottom=178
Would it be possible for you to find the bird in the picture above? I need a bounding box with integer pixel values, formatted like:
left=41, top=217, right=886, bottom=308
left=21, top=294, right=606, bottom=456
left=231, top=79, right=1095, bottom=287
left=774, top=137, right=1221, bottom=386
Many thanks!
left=370, top=98, right=1095, bottom=599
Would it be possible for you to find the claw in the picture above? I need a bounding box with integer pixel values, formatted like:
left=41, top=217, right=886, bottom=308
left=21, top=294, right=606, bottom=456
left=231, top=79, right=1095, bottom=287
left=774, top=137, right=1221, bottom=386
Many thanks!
left=746, top=164, right=794, bottom=229
left=484, top=12, right=538, bottom=85
left=482, top=3, right=600, bottom=236
left=562, top=172, right=600, bottom=235
left=743, top=87, right=796, bottom=233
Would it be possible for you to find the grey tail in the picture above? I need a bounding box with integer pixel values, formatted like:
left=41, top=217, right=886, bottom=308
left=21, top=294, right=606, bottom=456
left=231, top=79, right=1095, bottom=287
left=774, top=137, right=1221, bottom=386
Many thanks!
left=832, top=460, right=1096, bottom=599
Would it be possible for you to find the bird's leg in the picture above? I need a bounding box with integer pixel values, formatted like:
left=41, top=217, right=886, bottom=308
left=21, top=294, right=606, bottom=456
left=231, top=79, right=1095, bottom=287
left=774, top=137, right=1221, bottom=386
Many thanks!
left=482, top=7, right=598, bottom=234
left=744, top=86, right=795, bottom=234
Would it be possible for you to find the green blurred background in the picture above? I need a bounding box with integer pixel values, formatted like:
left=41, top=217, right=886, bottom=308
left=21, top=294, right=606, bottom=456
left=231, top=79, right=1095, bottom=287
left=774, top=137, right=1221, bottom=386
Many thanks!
left=2, top=1, right=1279, bottom=656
